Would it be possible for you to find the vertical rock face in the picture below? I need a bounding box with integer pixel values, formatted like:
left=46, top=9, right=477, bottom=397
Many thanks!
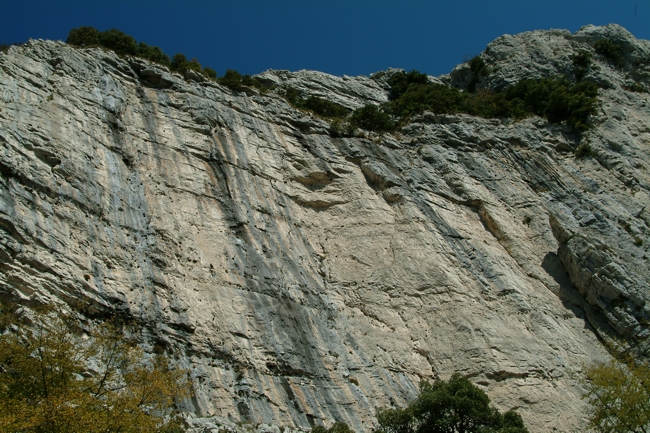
left=1, top=24, right=649, bottom=432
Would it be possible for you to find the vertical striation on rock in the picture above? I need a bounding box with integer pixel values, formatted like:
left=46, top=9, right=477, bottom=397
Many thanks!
left=1, top=24, right=649, bottom=432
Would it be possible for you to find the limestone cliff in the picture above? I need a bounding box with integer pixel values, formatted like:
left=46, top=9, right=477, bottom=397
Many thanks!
left=1, top=24, right=649, bottom=432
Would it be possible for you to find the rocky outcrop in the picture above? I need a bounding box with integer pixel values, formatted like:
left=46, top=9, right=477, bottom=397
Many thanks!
left=1, top=24, right=649, bottom=432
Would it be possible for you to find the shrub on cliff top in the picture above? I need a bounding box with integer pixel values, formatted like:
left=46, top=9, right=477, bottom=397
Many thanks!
left=505, top=76, right=598, bottom=132
left=98, top=28, right=139, bottom=56
left=467, top=56, right=490, bottom=92
left=66, top=26, right=217, bottom=79
left=138, top=42, right=171, bottom=67
left=66, top=26, right=101, bottom=47
left=387, top=70, right=430, bottom=100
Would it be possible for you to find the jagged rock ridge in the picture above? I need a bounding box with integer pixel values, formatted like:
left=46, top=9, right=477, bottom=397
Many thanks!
left=1, top=24, right=649, bottom=432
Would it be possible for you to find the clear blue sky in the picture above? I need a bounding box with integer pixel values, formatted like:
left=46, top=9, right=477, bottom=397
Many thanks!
left=2, top=0, right=649, bottom=77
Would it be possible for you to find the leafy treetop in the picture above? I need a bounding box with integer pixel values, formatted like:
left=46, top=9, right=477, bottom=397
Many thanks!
left=0, top=303, right=190, bottom=433
left=376, top=374, right=529, bottom=433
left=583, top=355, right=650, bottom=433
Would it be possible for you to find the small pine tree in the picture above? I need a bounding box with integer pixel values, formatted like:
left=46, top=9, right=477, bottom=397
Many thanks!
left=594, top=38, right=625, bottom=68
left=202, top=67, right=217, bottom=79
left=99, top=28, right=138, bottom=56
left=350, top=104, right=395, bottom=131
left=66, top=26, right=101, bottom=47
left=170, top=53, right=189, bottom=73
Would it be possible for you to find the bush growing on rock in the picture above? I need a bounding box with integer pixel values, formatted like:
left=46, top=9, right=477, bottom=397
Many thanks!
left=376, top=374, right=529, bottom=433
left=66, top=26, right=101, bottom=47
left=281, top=87, right=350, bottom=118
left=359, top=69, right=598, bottom=134
left=329, top=118, right=356, bottom=137
left=170, top=53, right=191, bottom=73
left=505, top=77, right=598, bottom=132
left=385, top=81, right=466, bottom=118
left=170, top=54, right=211, bottom=78
left=594, top=38, right=625, bottom=68
left=202, top=66, right=217, bottom=79
left=302, top=96, right=351, bottom=118
left=571, top=50, right=593, bottom=81
left=350, top=104, right=395, bottom=131
left=66, top=27, right=217, bottom=80
left=98, top=28, right=139, bottom=56
left=219, top=69, right=246, bottom=90
left=312, top=421, right=355, bottom=433
left=138, top=42, right=171, bottom=67
left=467, top=56, right=490, bottom=92
left=387, top=70, right=431, bottom=100
left=217, top=69, right=267, bottom=91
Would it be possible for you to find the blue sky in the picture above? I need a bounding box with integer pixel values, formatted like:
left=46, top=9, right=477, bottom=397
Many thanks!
left=2, top=0, right=649, bottom=77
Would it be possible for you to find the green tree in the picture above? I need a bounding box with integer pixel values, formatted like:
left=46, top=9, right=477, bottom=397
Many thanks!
left=170, top=53, right=189, bottom=73
left=594, top=38, right=625, bottom=68
left=98, top=28, right=138, bottom=56
left=202, top=67, right=217, bottom=79
left=313, top=421, right=355, bottom=433
left=467, top=56, right=490, bottom=92
left=219, top=69, right=245, bottom=90
left=387, top=70, right=430, bottom=101
left=376, top=374, right=529, bottom=433
left=66, top=26, right=100, bottom=47
left=138, top=42, right=171, bottom=66
left=0, top=305, right=190, bottom=432
left=350, top=104, right=395, bottom=132
left=583, top=357, right=650, bottom=433
left=571, top=50, right=593, bottom=81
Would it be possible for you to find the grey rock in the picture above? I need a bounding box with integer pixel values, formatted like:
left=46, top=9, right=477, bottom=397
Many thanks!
left=185, top=68, right=206, bottom=82
left=1, top=25, right=650, bottom=432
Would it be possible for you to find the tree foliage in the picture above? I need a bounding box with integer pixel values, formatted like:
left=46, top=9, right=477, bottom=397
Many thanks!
left=138, top=42, right=171, bottom=67
left=387, top=70, right=431, bottom=101
left=66, top=26, right=216, bottom=79
left=583, top=357, right=650, bottom=433
left=348, top=70, right=598, bottom=134
left=280, top=86, right=350, bottom=118
left=98, top=28, right=139, bottom=56
left=571, top=50, right=593, bottom=81
left=504, top=77, right=598, bottom=132
left=0, top=305, right=190, bottom=433
left=467, top=56, right=490, bottom=92
left=376, top=374, right=529, bottom=433
left=65, top=26, right=100, bottom=47
left=594, top=38, right=625, bottom=68
left=169, top=53, right=202, bottom=75
left=350, top=104, right=395, bottom=132
left=312, top=421, right=355, bottom=433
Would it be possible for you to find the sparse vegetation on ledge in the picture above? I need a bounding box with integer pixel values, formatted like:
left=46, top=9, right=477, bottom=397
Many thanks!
left=348, top=69, right=599, bottom=135
left=62, top=27, right=600, bottom=137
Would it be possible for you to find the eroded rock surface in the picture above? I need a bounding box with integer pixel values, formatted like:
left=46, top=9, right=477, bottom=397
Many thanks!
left=1, top=24, right=650, bottom=432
